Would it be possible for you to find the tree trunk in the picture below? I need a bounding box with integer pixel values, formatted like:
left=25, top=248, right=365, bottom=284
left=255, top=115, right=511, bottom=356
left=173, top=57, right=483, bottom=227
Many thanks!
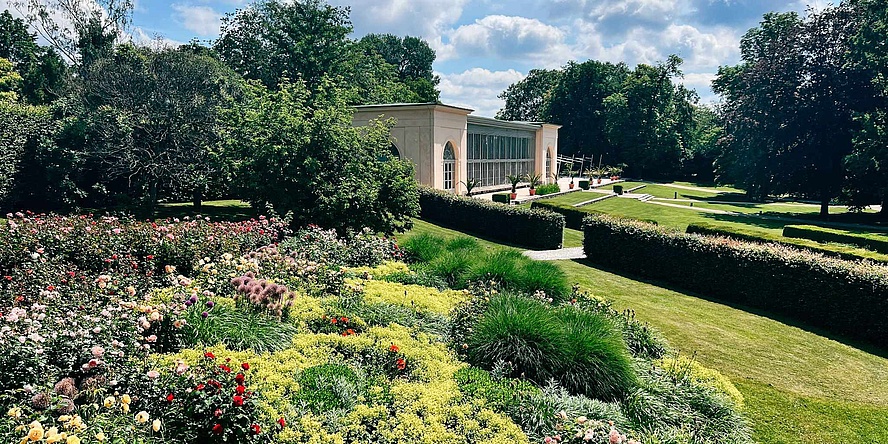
left=147, top=181, right=158, bottom=217
left=820, top=192, right=830, bottom=219
left=192, top=189, right=202, bottom=210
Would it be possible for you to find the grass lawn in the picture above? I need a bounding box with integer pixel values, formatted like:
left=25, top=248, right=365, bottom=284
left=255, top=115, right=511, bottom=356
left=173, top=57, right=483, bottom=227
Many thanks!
left=156, top=199, right=258, bottom=221
left=531, top=190, right=604, bottom=206
left=403, top=219, right=888, bottom=443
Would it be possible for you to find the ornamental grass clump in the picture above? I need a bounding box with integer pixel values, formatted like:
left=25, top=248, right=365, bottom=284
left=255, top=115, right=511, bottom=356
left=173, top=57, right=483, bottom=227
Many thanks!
left=466, top=294, right=637, bottom=401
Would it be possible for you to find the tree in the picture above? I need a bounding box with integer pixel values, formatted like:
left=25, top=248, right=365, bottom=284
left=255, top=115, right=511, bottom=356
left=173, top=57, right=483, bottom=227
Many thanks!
left=682, top=105, right=723, bottom=182
left=602, top=56, right=696, bottom=179
left=542, top=60, right=629, bottom=157
left=12, top=0, right=132, bottom=68
left=359, top=34, right=440, bottom=102
left=0, top=10, right=66, bottom=104
left=496, top=68, right=561, bottom=121
left=714, top=5, right=878, bottom=214
left=214, top=0, right=352, bottom=89
left=222, top=80, right=419, bottom=234
left=76, top=44, right=239, bottom=213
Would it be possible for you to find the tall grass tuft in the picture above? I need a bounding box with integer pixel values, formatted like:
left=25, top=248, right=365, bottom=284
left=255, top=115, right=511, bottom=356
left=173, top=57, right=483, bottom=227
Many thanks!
left=400, top=232, right=446, bottom=262
left=467, top=250, right=523, bottom=284
left=556, top=306, right=637, bottom=400
left=467, top=294, right=566, bottom=384
left=517, top=261, right=570, bottom=301
left=184, top=304, right=297, bottom=353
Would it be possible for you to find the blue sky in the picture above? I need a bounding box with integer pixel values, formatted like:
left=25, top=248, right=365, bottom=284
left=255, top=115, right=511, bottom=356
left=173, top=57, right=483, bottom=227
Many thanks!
left=9, top=0, right=825, bottom=116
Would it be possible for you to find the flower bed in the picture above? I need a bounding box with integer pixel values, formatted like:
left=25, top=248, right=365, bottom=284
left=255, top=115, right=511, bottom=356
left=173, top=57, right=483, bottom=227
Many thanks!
left=1, top=216, right=751, bottom=443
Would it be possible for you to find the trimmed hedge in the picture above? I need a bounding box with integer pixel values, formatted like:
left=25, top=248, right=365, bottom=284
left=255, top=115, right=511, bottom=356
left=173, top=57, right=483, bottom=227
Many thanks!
left=578, top=179, right=590, bottom=190
left=418, top=187, right=564, bottom=249
left=585, top=215, right=888, bottom=349
left=784, top=225, right=888, bottom=254
left=613, top=185, right=624, bottom=195
left=492, top=193, right=511, bottom=204
left=687, top=222, right=888, bottom=263
left=532, top=200, right=657, bottom=231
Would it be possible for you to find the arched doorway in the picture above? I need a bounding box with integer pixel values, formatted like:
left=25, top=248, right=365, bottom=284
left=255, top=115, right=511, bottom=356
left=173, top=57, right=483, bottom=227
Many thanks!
left=443, top=142, right=456, bottom=192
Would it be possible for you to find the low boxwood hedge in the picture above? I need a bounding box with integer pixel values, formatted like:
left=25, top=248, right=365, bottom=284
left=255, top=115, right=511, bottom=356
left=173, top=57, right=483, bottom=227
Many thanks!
left=578, top=179, right=590, bottom=190
left=584, top=215, right=888, bottom=349
left=418, top=187, right=564, bottom=250
left=784, top=225, right=888, bottom=254
left=687, top=222, right=888, bottom=263
left=492, top=193, right=511, bottom=204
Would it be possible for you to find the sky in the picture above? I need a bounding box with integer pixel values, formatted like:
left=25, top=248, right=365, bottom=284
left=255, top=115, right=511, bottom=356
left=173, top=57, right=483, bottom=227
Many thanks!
left=7, top=0, right=826, bottom=116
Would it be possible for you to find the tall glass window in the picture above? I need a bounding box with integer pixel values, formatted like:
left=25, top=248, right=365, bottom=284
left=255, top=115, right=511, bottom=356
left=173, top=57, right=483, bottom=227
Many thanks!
left=466, top=128, right=535, bottom=188
left=443, top=142, right=455, bottom=192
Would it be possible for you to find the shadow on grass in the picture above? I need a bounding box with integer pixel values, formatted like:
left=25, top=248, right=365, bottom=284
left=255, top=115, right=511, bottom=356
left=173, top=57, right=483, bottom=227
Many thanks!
left=567, top=257, right=888, bottom=360
left=699, top=213, right=789, bottom=230
left=687, top=192, right=755, bottom=203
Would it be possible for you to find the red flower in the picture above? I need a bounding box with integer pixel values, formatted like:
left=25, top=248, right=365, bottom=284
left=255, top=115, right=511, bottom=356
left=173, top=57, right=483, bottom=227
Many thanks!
left=166, top=393, right=174, bottom=402
left=219, top=364, right=231, bottom=373
left=330, top=317, right=337, bottom=324
left=212, top=423, right=223, bottom=435
left=389, top=344, right=400, bottom=353
left=3, top=276, right=11, bottom=281
left=204, top=352, right=216, bottom=359
left=277, top=417, right=286, bottom=429
left=396, top=358, right=406, bottom=371
left=214, top=408, right=223, bottom=418
left=236, top=385, right=246, bottom=395
left=251, top=424, right=261, bottom=434
left=340, top=317, right=349, bottom=323
left=233, top=395, right=244, bottom=406
left=241, top=362, right=250, bottom=371
left=235, top=373, right=245, bottom=384
left=147, top=255, right=154, bottom=260
left=195, top=383, right=205, bottom=391
left=46, top=285, right=55, bottom=291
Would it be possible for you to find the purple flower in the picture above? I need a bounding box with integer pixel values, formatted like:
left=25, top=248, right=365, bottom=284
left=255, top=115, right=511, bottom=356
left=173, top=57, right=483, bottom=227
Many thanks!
left=206, top=301, right=215, bottom=308
left=201, top=311, right=209, bottom=318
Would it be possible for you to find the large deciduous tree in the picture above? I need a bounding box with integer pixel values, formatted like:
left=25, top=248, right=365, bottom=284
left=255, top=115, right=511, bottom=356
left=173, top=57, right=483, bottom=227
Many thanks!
left=358, top=33, right=440, bottom=102
left=0, top=10, right=66, bottom=104
left=496, top=68, right=561, bottom=121
left=222, top=80, right=419, bottom=234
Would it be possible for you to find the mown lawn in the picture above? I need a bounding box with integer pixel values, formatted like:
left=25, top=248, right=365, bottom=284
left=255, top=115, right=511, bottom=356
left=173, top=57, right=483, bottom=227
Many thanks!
left=403, top=219, right=888, bottom=444
left=156, top=199, right=258, bottom=221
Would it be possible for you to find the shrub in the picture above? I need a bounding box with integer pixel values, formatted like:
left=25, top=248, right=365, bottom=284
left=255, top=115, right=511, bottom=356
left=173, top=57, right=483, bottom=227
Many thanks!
left=184, top=303, right=299, bottom=353
left=784, top=224, right=888, bottom=254
left=466, top=294, right=566, bottom=386
left=586, top=216, right=888, bottom=348
left=466, top=294, right=637, bottom=400
left=453, top=367, right=539, bottom=415
left=293, top=364, right=363, bottom=414
left=534, top=183, right=560, bottom=195
left=655, top=356, right=744, bottom=408
left=613, top=184, right=623, bottom=195
left=578, top=179, right=590, bottom=190
left=357, top=280, right=468, bottom=315
left=492, top=193, right=511, bottom=204
left=624, top=364, right=752, bottom=444
left=520, top=382, right=631, bottom=442
left=686, top=222, right=888, bottom=263
left=418, top=187, right=564, bottom=249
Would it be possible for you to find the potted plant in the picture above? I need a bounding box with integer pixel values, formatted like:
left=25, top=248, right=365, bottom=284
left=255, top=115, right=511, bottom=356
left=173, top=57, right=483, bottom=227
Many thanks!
left=566, top=168, right=578, bottom=189
left=525, top=172, right=542, bottom=196
left=460, top=178, right=481, bottom=195
left=611, top=163, right=626, bottom=181
left=506, top=174, right=522, bottom=200
left=591, top=167, right=606, bottom=184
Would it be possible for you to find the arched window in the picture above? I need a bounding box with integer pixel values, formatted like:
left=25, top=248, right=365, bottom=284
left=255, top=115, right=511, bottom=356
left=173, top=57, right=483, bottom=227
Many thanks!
left=443, top=142, right=455, bottom=192
left=389, top=143, right=401, bottom=160
left=545, top=149, right=552, bottom=183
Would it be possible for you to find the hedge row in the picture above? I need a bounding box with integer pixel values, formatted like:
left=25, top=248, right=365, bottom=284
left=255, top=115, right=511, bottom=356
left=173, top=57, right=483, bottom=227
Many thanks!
left=532, top=200, right=657, bottom=230
left=686, top=222, right=888, bottom=263
left=784, top=225, right=888, bottom=254
left=584, top=215, right=888, bottom=349
left=418, top=187, right=564, bottom=250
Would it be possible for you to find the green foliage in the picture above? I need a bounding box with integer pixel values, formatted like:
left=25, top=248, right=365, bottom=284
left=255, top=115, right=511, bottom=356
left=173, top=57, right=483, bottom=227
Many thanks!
left=358, top=33, right=440, bottom=102
left=466, top=294, right=637, bottom=400
left=686, top=222, right=888, bottom=263
left=534, top=183, right=560, bottom=195
left=293, top=364, right=363, bottom=414
left=184, top=303, right=299, bottom=353
left=0, top=100, right=53, bottom=204
left=624, top=364, right=753, bottom=444
left=400, top=233, right=570, bottom=299
left=584, top=215, right=888, bottom=349
left=515, top=382, right=629, bottom=441
left=453, top=367, right=539, bottom=415
left=418, top=187, right=564, bottom=250
left=224, top=80, right=419, bottom=234
left=491, top=193, right=511, bottom=203
left=578, top=179, right=590, bottom=190
left=783, top=224, right=888, bottom=254
left=496, top=69, right=561, bottom=121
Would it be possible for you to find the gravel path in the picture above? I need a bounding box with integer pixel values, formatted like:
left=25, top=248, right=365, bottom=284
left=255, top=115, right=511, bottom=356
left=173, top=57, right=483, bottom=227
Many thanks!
left=523, top=247, right=586, bottom=261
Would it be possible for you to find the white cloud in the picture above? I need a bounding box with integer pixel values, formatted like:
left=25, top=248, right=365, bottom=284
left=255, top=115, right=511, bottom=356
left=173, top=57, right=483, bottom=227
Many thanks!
left=440, top=15, right=573, bottom=67
left=677, top=72, right=718, bottom=102
left=437, top=68, right=525, bottom=117
left=130, top=27, right=185, bottom=48
left=330, top=0, right=467, bottom=39
left=171, top=4, right=222, bottom=37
